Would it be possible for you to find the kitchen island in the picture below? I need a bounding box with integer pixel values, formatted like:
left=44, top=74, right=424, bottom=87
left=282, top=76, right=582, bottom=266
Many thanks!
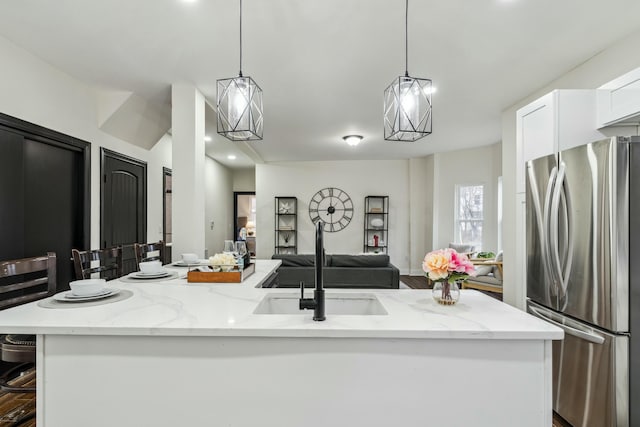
left=0, top=260, right=562, bottom=427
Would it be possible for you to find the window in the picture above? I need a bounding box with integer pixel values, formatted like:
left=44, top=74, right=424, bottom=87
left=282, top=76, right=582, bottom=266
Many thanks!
left=455, top=184, right=484, bottom=249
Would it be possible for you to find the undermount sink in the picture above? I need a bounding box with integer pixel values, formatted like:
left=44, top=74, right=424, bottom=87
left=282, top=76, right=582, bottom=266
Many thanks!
left=253, top=292, right=388, bottom=316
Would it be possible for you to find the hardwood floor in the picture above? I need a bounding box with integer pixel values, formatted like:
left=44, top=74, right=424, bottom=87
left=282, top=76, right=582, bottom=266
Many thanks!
left=552, top=413, right=572, bottom=426
left=0, top=366, right=36, bottom=426
left=399, top=275, right=430, bottom=289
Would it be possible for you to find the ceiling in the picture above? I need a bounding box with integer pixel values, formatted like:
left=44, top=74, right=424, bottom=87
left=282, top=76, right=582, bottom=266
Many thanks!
left=1, top=0, right=640, bottom=168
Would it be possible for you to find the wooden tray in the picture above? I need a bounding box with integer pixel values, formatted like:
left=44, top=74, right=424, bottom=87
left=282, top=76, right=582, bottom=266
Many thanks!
left=187, top=263, right=255, bottom=283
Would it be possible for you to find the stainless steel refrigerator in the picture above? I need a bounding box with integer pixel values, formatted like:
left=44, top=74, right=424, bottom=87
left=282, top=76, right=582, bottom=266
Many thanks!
left=526, top=136, right=640, bottom=427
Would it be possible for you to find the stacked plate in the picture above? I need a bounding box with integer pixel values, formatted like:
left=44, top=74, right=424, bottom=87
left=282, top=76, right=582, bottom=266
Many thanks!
left=54, top=287, right=121, bottom=302
left=171, top=261, right=202, bottom=267
left=127, top=269, right=171, bottom=280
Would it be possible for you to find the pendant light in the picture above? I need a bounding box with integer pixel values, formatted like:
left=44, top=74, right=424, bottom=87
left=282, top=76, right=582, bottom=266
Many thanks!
left=383, top=0, right=432, bottom=141
left=217, top=0, right=263, bottom=141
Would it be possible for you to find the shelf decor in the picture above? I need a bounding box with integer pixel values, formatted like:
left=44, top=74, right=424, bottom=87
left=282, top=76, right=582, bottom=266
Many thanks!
left=363, top=196, right=389, bottom=254
left=275, top=197, right=297, bottom=254
left=422, top=248, right=476, bottom=306
left=383, top=0, right=432, bottom=142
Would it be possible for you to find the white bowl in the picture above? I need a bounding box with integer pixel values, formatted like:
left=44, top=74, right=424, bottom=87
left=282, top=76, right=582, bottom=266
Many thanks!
left=370, top=218, right=384, bottom=228
left=181, top=253, right=199, bottom=264
left=69, top=279, right=106, bottom=296
left=139, top=260, right=163, bottom=274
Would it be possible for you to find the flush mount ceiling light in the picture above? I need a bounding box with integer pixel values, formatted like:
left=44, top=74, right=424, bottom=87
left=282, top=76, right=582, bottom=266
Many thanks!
left=216, top=0, right=263, bottom=141
left=343, top=135, right=363, bottom=146
left=383, top=0, right=432, bottom=141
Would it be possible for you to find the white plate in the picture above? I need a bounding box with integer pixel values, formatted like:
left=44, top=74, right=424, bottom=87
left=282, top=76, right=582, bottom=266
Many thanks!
left=53, top=288, right=121, bottom=302
left=172, top=261, right=203, bottom=267
left=65, top=288, right=111, bottom=299
left=129, top=270, right=170, bottom=279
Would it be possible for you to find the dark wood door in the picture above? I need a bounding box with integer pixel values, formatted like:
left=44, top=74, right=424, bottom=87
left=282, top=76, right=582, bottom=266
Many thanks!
left=101, top=149, right=147, bottom=274
left=0, top=115, right=90, bottom=292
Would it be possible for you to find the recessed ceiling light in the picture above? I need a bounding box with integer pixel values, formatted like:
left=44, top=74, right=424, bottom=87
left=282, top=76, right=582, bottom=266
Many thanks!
left=227, top=155, right=237, bottom=160
left=181, top=0, right=198, bottom=3
left=204, top=135, right=212, bottom=142
left=343, top=135, right=363, bottom=147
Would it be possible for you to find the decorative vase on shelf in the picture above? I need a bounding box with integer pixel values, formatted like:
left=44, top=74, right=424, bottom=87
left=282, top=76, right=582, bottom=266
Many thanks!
left=432, top=281, right=460, bottom=305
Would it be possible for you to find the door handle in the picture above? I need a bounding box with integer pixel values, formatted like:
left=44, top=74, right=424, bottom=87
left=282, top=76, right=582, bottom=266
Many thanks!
left=528, top=305, right=605, bottom=345
left=542, top=166, right=559, bottom=296
left=549, top=163, right=566, bottom=295
left=559, top=177, right=573, bottom=302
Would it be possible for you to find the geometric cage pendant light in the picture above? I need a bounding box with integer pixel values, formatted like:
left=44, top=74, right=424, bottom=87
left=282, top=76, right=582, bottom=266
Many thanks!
left=383, top=0, right=432, bottom=141
left=217, top=0, right=264, bottom=141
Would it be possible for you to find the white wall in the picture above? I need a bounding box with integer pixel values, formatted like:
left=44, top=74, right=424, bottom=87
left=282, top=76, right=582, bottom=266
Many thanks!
left=431, top=143, right=502, bottom=252
left=147, top=134, right=173, bottom=243
left=0, top=34, right=171, bottom=249
left=205, top=157, right=233, bottom=257
left=408, top=156, right=434, bottom=275
left=232, top=168, right=256, bottom=192
left=501, top=28, right=640, bottom=309
left=256, top=160, right=411, bottom=273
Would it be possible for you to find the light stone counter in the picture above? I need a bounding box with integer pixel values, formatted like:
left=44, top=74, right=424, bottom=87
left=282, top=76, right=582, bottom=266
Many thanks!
left=0, top=259, right=562, bottom=427
left=0, top=259, right=561, bottom=340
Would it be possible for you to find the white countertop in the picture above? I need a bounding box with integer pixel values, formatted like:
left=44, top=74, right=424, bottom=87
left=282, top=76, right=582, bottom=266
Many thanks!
left=0, top=259, right=562, bottom=340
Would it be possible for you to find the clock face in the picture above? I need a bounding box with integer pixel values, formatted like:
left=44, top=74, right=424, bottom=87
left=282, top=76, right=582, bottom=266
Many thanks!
left=309, top=187, right=353, bottom=232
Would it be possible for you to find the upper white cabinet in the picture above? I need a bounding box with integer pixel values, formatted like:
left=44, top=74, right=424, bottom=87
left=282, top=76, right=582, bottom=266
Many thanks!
left=515, top=90, right=604, bottom=193
left=597, top=67, right=640, bottom=128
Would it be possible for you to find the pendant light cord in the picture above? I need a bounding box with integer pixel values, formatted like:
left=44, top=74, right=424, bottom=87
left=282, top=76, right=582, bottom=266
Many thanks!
left=239, top=0, right=243, bottom=77
left=404, top=0, right=408, bottom=77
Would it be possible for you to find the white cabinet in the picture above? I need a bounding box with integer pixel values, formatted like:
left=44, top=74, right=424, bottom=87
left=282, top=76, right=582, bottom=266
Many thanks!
left=597, top=67, right=640, bottom=128
left=515, top=90, right=604, bottom=193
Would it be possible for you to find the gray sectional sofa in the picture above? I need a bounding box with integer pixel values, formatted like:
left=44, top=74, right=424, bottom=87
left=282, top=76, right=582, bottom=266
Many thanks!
left=270, top=254, right=400, bottom=289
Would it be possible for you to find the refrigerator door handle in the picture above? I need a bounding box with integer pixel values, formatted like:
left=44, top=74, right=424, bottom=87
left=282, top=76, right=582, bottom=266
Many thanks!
left=542, top=166, right=559, bottom=295
left=550, top=162, right=568, bottom=296
left=528, top=305, right=605, bottom=345
left=559, top=174, right=573, bottom=301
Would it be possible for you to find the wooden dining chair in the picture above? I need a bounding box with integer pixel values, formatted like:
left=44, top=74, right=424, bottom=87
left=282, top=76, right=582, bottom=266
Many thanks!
left=134, top=240, right=165, bottom=268
left=72, top=246, right=123, bottom=280
left=0, top=252, right=57, bottom=393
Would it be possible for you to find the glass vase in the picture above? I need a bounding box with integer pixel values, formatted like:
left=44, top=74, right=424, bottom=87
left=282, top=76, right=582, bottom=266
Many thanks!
left=432, top=281, right=460, bottom=305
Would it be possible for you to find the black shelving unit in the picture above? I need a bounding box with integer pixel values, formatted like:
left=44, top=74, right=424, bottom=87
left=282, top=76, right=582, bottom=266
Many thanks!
left=275, top=197, right=297, bottom=254
left=363, top=196, right=389, bottom=254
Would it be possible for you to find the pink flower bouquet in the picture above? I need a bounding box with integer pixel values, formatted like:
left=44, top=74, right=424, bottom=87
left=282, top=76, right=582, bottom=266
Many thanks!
left=422, top=248, right=476, bottom=283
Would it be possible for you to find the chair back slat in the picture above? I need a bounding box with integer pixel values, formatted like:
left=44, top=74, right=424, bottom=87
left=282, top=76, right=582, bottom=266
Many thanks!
left=0, top=256, right=50, bottom=278
left=134, top=241, right=165, bottom=269
left=72, top=247, right=123, bottom=280
left=0, top=277, right=48, bottom=294
left=0, top=252, right=56, bottom=309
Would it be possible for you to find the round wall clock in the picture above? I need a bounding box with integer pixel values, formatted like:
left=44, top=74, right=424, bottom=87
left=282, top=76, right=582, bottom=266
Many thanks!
left=308, top=187, right=354, bottom=232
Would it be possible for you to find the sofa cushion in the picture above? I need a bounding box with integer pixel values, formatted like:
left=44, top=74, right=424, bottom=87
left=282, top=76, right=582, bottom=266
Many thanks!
left=329, top=254, right=389, bottom=268
left=272, top=254, right=316, bottom=267
left=466, top=275, right=502, bottom=287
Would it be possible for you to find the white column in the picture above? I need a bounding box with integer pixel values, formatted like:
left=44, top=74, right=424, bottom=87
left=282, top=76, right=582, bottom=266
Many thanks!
left=171, top=84, right=206, bottom=260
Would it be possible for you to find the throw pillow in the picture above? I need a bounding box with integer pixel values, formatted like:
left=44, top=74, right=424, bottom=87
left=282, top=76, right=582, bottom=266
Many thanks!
left=493, top=251, right=504, bottom=280
left=474, top=265, right=493, bottom=276
left=448, top=242, right=474, bottom=253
